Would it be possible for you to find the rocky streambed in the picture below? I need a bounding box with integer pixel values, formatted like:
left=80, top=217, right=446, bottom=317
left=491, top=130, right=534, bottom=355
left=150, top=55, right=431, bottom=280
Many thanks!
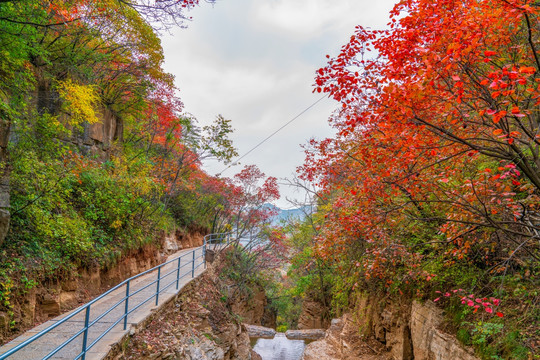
left=251, top=333, right=306, bottom=360
left=246, top=325, right=326, bottom=360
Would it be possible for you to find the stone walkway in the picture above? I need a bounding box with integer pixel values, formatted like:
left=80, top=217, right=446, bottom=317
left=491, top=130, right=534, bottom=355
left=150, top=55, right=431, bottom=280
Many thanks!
left=0, top=246, right=206, bottom=360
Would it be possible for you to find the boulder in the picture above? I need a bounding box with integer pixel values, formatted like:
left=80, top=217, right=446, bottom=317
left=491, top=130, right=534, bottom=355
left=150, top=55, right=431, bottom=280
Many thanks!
left=285, top=329, right=325, bottom=340
left=302, top=339, right=335, bottom=360
left=163, top=233, right=179, bottom=254
left=244, top=324, right=276, bottom=339
left=251, top=350, right=262, bottom=360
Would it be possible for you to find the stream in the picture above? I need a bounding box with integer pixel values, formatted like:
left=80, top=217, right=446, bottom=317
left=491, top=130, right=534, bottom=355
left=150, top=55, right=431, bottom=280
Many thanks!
left=251, top=333, right=306, bottom=360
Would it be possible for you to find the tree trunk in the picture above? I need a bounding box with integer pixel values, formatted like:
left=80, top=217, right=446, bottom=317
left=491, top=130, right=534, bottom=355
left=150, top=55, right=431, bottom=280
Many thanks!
left=0, top=104, right=11, bottom=246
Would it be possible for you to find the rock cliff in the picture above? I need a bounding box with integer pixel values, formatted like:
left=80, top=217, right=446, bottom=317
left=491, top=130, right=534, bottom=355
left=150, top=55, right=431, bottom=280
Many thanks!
left=230, top=282, right=276, bottom=329
left=302, top=293, right=480, bottom=360
left=302, top=315, right=390, bottom=360
left=297, top=296, right=330, bottom=330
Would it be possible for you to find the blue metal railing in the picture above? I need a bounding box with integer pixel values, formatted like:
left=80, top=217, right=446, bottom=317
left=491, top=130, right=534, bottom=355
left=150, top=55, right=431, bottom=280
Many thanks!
left=0, top=232, right=232, bottom=360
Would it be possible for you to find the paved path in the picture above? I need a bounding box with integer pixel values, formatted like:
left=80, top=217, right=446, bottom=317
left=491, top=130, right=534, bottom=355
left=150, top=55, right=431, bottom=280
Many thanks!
left=0, top=246, right=206, bottom=360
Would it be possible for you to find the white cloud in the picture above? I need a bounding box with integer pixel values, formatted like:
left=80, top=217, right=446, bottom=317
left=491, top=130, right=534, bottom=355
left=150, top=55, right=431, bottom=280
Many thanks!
left=251, top=0, right=395, bottom=39
left=161, top=0, right=398, bottom=207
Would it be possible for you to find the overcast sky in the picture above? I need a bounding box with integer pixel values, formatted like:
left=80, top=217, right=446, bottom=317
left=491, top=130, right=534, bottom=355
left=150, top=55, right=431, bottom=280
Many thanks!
left=160, top=0, right=397, bottom=208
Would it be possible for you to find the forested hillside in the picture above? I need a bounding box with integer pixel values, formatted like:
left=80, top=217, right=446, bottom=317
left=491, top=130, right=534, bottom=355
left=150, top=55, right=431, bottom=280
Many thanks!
left=0, top=0, right=279, bottom=340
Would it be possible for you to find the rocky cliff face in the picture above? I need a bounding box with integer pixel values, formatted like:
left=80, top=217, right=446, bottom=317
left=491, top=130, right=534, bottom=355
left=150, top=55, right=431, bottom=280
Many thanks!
left=302, top=315, right=390, bottom=360
left=162, top=229, right=205, bottom=255
left=297, top=296, right=330, bottom=330
left=302, top=293, right=480, bottom=360
left=230, top=283, right=276, bottom=329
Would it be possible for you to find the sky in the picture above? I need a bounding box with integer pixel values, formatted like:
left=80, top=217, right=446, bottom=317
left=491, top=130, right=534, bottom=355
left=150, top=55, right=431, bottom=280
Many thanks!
left=160, top=0, right=397, bottom=208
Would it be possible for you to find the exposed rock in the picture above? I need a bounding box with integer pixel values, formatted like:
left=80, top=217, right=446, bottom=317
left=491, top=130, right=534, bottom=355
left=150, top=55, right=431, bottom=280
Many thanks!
left=302, top=339, right=336, bottom=360
left=40, top=294, right=60, bottom=319
left=231, top=283, right=267, bottom=325
left=177, top=230, right=204, bottom=249
left=313, top=293, right=481, bottom=360
left=86, top=107, right=119, bottom=146
left=302, top=315, right=390, bottom=360
left=0, top=243, right=164, bottom=344
left=185, top=336, right=225, bottom=359
left=297, top=296, right=329, bottom=330
left=351, top=293, right=414, bottom=360
left=410, top=301, right=478, bottom=360
left=234, top=331, right=252, bottom=359
left=250, top=350, right=262, bottom=360
left=163, top=232, right=180, bottom=254
left=0, top=313, right=9, bottom=331
left=0, top=209, right=9, bottom=247
left=285, top=329, right=325, bottom=340
left=58, top=291, right=79, bottom=311
left=61, top=278, right=79, bottom=292
left=261, top=304, right=277, bottom=329
left=245, top=324, right=276, bottom=338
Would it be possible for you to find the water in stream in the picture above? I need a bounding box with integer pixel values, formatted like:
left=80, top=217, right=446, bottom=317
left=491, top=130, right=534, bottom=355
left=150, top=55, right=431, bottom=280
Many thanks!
left=251, top=333, right=306, bottom=360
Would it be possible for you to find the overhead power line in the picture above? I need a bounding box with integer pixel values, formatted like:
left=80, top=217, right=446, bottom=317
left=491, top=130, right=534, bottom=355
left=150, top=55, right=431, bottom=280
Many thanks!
left=216, top=94, right=328, bottom=176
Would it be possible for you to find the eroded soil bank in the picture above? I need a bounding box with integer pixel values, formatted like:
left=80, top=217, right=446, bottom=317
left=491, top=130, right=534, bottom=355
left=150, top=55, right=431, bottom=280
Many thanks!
left=0, top=229, right=205, bottom=345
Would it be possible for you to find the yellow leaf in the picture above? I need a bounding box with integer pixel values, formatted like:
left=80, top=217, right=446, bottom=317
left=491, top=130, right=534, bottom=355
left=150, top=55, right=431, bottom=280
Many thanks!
left=57, top=79, right=100, bottom=127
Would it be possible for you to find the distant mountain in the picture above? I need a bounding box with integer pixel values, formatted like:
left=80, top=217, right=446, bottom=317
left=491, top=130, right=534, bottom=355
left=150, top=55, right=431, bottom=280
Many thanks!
left=264, top=204, right=312, bottom=225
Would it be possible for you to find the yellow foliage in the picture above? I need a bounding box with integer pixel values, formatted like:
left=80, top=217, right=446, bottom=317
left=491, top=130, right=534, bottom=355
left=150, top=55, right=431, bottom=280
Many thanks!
left=110, top=218, right=122, bottom=230
left=57, top=79, right=100, bottom=127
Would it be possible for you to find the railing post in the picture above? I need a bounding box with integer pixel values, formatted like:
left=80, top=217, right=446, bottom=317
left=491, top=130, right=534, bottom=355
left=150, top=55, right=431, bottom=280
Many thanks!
left=191, top=250, right=195, bottom=278
left=203, top=237, right=207, bottom=269
left=123, top=280, right=130, bottom=330
left=81, top=306, right=91, bottom=360
left=156, top=266, right=161, bottom=306
left=176, top=257, right=181, bottom=290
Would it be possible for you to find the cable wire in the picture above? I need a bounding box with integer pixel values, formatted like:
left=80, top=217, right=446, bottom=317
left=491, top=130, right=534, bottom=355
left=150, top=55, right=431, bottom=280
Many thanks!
left=216, top=93, right=328, bottom=176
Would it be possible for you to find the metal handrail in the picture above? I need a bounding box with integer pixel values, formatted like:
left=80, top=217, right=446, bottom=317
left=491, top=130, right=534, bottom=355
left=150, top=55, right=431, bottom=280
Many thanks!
left=0, top=232, right=233, bottom=360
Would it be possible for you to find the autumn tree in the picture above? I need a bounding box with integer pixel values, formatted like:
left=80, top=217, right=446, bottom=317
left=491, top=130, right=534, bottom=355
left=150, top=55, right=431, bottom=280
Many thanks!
left=294, top=5, right=540, bottom=333
left=0, top=0, right=208, bottom=243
